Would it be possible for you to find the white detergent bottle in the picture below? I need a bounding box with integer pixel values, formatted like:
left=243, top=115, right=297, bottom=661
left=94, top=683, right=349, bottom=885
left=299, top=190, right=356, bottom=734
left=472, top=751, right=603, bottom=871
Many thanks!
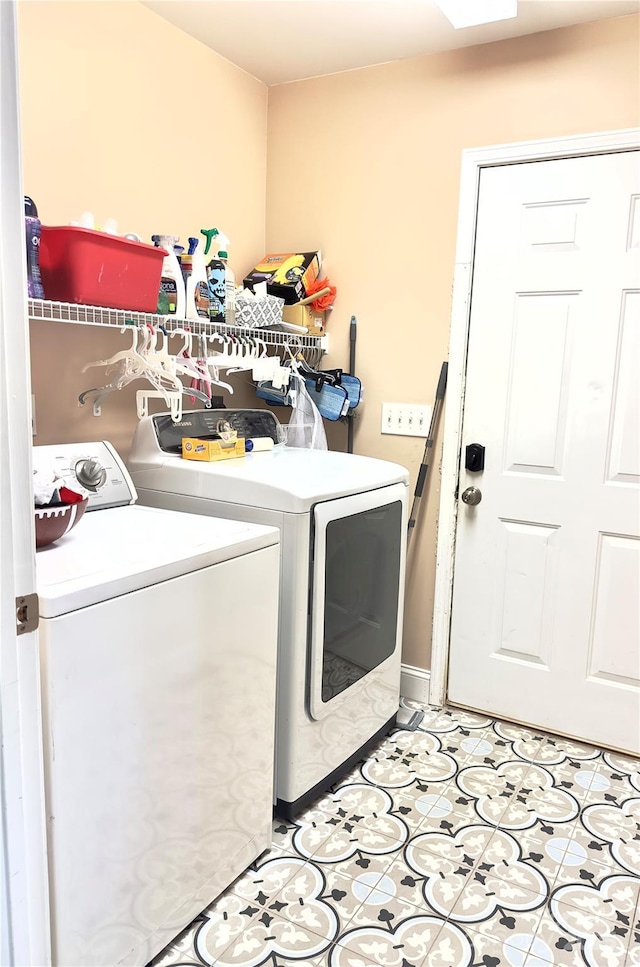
left=152, top=234, right=186, bottom=318
left=216, top=231, right=236, bottom=325
left=185, top=237, right=210, bottom=321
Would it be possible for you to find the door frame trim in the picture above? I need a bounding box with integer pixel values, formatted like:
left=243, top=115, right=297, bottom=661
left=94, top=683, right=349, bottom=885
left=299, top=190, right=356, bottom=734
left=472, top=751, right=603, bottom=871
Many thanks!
left=429, top=127, right=640, bottom=709
left=1, top=2, right=51, bottom=962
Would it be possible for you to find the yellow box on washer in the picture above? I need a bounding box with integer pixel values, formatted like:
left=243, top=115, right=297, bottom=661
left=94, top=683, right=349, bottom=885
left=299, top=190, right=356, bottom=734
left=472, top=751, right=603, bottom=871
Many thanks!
left=181, top=437, right=246, bottom=461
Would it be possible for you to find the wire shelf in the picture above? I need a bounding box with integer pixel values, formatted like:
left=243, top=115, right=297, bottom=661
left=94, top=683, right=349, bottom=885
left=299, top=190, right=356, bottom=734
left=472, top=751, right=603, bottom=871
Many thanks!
left=28, top=299, right=329, bottom=352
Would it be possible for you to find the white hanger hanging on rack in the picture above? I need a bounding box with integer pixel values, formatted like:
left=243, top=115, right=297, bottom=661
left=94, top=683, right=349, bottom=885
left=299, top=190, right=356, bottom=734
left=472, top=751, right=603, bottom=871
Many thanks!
left=79, top=325, right=162, bottom=416
left=81, top=324, right=145, bottom=375
left=136, top=389, right=182, bottom=422
left=79, top=323, right=219, bottom=421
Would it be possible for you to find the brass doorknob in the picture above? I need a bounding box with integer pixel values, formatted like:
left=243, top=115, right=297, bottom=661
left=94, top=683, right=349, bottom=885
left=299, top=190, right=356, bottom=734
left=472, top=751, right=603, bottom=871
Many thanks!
left=461, top=486, right=482, bottom=506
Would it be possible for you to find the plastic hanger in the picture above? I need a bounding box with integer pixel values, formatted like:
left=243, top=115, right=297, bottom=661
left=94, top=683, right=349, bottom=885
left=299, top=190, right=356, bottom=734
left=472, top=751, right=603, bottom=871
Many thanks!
left=81, top=324, right=146, bottom=374
left=79, top=320, right=233, bottom=420
left=136, top=389, right=182, bottom=422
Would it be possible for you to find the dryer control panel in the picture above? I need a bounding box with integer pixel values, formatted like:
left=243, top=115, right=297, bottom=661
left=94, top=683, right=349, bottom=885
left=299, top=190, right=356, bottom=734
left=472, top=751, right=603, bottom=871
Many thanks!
left=33, top=441, right=137, bottom=510
left=152, top=409, right=283, bottom=454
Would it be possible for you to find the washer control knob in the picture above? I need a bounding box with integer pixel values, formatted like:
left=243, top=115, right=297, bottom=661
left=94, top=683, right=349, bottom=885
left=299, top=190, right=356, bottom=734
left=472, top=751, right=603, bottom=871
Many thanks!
left=75, top=457, right=107, bottom=492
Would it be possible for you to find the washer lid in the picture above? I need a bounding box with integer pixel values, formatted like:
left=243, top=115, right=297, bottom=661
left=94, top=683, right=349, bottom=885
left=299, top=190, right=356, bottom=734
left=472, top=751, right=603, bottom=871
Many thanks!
left=36, top=505, right=279, bottom=618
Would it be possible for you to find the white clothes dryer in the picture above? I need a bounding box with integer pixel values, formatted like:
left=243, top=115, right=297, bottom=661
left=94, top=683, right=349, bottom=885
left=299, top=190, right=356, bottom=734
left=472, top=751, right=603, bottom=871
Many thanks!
left=128, top=410, right=410, bottom=819
left=34, top=441, right=280, bottom=967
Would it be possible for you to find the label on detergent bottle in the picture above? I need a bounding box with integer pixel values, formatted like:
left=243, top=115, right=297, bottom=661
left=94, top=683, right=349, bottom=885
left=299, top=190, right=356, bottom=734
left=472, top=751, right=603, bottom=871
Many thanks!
left=159, top=277, right=178, bottom=314
left=207, top=259, right=225, bottom=322
left=195, top=280, right=209, bottom=319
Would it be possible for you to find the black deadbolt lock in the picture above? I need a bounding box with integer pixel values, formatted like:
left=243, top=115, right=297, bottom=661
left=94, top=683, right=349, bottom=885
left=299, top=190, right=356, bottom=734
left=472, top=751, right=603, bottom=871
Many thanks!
left=465, top=443, right=485, bottom=473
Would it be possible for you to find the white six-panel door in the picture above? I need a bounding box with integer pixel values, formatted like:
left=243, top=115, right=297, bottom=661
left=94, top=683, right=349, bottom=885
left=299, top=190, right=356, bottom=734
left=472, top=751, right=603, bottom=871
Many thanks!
left=447, top=151, right=640, bottom=755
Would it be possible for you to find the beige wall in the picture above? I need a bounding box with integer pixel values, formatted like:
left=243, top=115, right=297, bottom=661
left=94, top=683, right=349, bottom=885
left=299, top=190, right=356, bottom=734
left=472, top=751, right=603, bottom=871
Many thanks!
left=266, top=14, right=640, bottom=671
left=18, top=0, right=268, bottom=458
left=18, top=6, right=640, bottom=672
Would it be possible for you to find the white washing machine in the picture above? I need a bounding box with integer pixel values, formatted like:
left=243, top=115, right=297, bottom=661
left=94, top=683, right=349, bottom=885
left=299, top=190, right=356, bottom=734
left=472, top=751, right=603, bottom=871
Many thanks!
left=33, top=442, right=280, bottom=967
left=128, top=410, right=409, bottom=818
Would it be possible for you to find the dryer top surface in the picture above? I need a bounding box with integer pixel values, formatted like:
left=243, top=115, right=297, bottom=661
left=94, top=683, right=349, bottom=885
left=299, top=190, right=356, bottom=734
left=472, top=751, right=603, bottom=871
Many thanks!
left=129, top=418, right=410, bottom=513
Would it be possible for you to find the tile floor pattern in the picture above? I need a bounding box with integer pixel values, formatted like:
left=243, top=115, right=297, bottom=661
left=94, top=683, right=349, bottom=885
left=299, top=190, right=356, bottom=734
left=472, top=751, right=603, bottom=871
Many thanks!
left=149, top=702, right=640, bottom=967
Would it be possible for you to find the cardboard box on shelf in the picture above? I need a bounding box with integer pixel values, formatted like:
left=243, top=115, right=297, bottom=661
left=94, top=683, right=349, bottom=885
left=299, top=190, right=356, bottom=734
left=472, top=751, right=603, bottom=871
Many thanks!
left=281, top=303, right=326, bottom=335
left=243, top=251, right=321, bottom=305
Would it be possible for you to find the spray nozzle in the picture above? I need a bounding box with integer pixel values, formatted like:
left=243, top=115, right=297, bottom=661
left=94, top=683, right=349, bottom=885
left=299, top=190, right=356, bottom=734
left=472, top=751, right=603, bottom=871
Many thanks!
left=200, top=227, right=220, bottom=255
left=215, top=230, right=230, bottom=253
left=187, top=237, right=199, bottom=255
left=152, top=234, right=179, bottom=251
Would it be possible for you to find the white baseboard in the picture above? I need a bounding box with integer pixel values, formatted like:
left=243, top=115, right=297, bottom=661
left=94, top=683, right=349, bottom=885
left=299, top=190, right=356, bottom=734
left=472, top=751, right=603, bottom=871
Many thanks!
left=400, top=663, right=431, bottom=704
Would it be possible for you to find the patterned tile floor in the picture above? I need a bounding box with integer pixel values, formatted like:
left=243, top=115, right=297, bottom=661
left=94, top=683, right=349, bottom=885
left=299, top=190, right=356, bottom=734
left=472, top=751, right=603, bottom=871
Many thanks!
left=149, top=701, right=640, bottom=967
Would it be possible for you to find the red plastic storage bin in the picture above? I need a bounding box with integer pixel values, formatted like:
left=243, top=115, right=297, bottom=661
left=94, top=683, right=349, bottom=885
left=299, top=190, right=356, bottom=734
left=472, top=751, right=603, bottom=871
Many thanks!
left=39, top=226, right=164, bottom=313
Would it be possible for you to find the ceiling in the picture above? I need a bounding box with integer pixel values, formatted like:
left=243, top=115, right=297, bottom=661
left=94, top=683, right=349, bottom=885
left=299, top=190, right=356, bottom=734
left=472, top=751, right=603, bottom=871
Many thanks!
left=142, top=0, right=640, bottom=86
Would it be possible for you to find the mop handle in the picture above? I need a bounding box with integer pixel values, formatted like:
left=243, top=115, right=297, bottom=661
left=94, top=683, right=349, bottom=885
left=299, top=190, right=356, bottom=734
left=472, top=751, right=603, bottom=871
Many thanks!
left=407, top=361, right=448, bottom=535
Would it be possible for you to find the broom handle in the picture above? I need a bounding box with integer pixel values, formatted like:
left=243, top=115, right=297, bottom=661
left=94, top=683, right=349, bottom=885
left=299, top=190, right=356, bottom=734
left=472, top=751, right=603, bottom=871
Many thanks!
left=407, top=362, right=448, bottom=542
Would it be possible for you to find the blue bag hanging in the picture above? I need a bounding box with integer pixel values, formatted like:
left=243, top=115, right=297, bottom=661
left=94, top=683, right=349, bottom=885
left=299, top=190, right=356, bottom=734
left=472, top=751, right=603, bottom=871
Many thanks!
left=255, top=380, right=291, bottom=406
left=319, top=368, right=361, bottom=409
left=339, top=374, right=361, bottom=409
left=303, top=377, right=348, bottom=421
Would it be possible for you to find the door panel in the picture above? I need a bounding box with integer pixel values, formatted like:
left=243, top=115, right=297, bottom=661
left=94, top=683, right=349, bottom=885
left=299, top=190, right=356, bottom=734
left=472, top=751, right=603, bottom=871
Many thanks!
left=607, top=290, right=639, bottom=483
left=504, top=293, right=576, bottom=475
left=588, top=533, right=639, bottom=685
left=448, top=151, right=640, bottom=754
left=491, top=519, right=558, bottom=666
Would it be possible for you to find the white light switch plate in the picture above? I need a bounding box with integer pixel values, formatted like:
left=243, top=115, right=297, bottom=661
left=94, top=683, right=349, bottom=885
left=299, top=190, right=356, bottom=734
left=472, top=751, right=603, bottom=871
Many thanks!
left=381, top=403, right=432, bottom=436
